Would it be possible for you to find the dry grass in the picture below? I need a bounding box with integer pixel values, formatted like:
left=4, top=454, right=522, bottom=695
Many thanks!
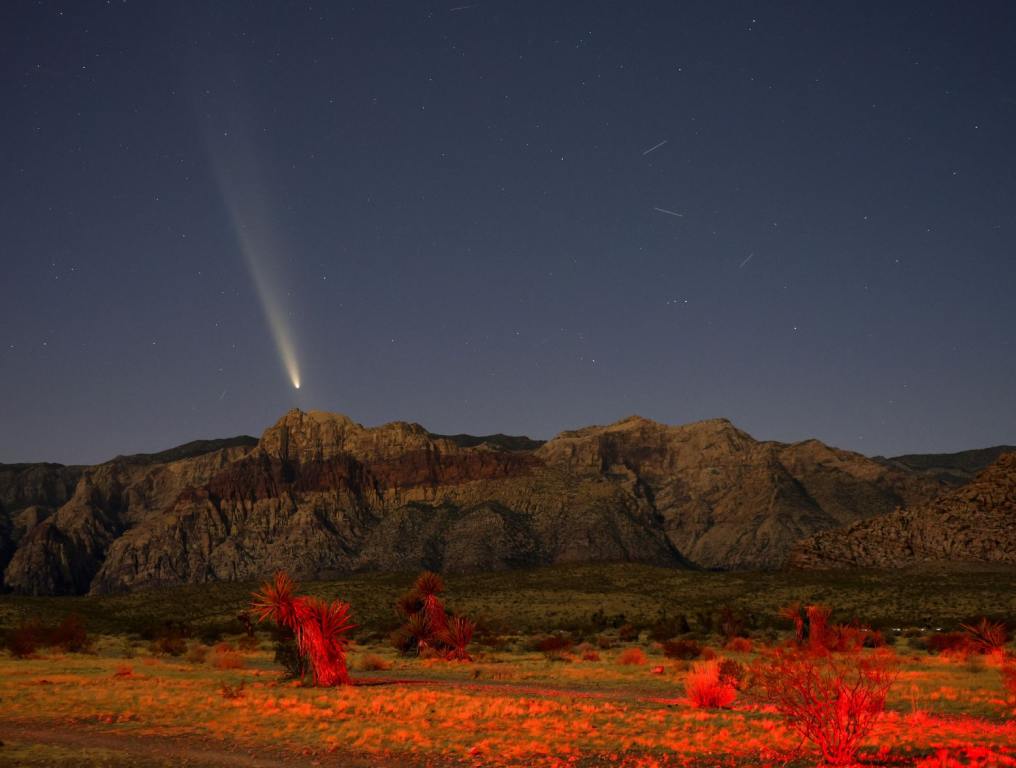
left=2, top=637, right=1014, bottom=767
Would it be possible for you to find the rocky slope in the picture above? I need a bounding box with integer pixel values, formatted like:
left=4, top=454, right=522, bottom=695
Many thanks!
left=1, top=438, right=256, bottom=595
left=789, top=452, right=1016, bottom=569
left=3, top=410, right=946, bottom=594
left=0, top=462, right=85, bottom=578
left=875, top=445, right=1016, bottom=487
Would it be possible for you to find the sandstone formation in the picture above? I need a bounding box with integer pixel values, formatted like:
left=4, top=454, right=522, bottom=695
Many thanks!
left=789, top=452, right=1016, bottom=569
left=2, top=410, right=947, bottom=595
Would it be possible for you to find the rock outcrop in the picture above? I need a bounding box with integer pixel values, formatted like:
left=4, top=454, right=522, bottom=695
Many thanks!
left=789, top=452, right=1016, bottom=569
left=2, top=410, right=950, bottom=594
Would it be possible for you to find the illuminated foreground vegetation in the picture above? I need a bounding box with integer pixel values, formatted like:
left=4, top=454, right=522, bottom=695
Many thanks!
left=1, top=565, right=1015, bottom=766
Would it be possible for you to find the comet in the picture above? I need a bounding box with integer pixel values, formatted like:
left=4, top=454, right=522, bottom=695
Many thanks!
left=208, top=124, right=303, bottom=391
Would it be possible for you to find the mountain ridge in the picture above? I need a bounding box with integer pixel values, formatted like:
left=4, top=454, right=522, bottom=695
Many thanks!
left=0, top=409, right=996, bottom=595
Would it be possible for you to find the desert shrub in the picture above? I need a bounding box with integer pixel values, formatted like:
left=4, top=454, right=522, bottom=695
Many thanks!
left=151, top=634, right=187, bottom=657
left=359, top=653, right=393, bottom=671
left=391, top=571, right=475, bottom=660
left=212, top=650, right=245, bottom=670
left=5, top=620, right=42, bottom=658
left=780, top=602, right=806, bottom=644
left=534, top=635, right=573, bottom=654
left=717, top=658, right=746, bottom=689
left=649, top=611, right=691, bottom=642
left=616, top=647, right=647, bottom=666
left=961, top=618, right=1009, bottom=654
left=252, top=571, right=354, bottom=686
left=806, top=604, right=833, bottom=654
left=828, top=623, right=883, bottom=653
left=185, top=643, right=209, bottom=664
left=1001, top=655, right=1016, bottom=702
left=618, top=623, right=639, bottom=642
left=725, top=637, right=753, bottom=653
left=52, top=614, right=89, bottom=652
left=717, top=606, right=748, bottom=642
left=926, top=632, right=972, bottom=657
left=440, top=616, right=475, bottom=661
left=752, top=649, right=898, bottom=766
left=685, top=659, right=737, bottom=709
left=582, top=649, right=601, bottom=662
left=662, top=638, right=702, bottom=660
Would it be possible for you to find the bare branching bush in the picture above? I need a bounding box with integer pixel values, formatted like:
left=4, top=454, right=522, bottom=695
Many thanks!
left=751, top=649, right=898, bottom=766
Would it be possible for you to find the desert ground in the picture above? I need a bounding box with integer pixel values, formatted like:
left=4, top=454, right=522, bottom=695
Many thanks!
left=1, top=565, right=1014, bottom=767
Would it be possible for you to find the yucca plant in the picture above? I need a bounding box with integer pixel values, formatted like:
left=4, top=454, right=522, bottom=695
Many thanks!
left=440, top=616, right=476, bottom=661
left=252, top=571, right=355, bottom=686
left=960, top=617, right=1009, bottom=654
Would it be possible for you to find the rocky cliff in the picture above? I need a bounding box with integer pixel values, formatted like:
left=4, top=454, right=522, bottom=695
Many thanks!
left=788, top=452, right=1016, bottom=569
left=2, top=410, right=946, bottom=594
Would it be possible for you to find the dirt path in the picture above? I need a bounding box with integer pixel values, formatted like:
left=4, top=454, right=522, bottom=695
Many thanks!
left=353, top=673, right=682, bottom=704
left=0, top=721, right=403, bottom=768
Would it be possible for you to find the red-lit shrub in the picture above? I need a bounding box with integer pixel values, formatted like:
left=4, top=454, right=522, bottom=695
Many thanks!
left=534, top=635, right=573, bottom=654
left=440, top=616, right=475, bottom=662
left=582, top=650, right=601, bottom=662
left=662, top=638, right=702, bottom=659
left=618, top=623, right=639, bottom=642
left=213, top=651, right=245, bottom=670
left=1001, top=654, right=1016, bottom=704
left=391, top=571, right=474, bottom=662
left=685, top=659, right=737, bottom=709
left=359, top=653, right=392, bottom=671
left=780, top=602, right=806, bottom=645
left=961, top=618, right=1009, bottom=654
left=752, top=649, right=897, bottom=766
left=6, top=621, right=41, bottom=658
left=52, top=614, right=89, bottom=652
left=806, top=604, right=833, bottom=654
left=717, top=658, right=746, bottom=689
left=828, top=623, right=884, bottom=653
left=252, top=571, right=355, bottom=687
left=926, top=632, right=973, bottom=657
left=616, top=647, right=647, bottom=665
left=725, top=637, right=753, bottom=653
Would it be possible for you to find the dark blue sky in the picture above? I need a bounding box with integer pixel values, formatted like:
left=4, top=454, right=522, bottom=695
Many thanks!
left=2, top=1, right=1014, bottom=464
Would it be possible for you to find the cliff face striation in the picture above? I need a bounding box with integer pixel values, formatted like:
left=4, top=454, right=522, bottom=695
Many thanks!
left=2, top=410, right=946, bottom=594
left=789, top=452, right=1016, bottom=569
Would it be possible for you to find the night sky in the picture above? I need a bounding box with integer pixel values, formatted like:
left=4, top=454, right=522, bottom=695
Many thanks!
left=2, top=1, right=1014, bottom=465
